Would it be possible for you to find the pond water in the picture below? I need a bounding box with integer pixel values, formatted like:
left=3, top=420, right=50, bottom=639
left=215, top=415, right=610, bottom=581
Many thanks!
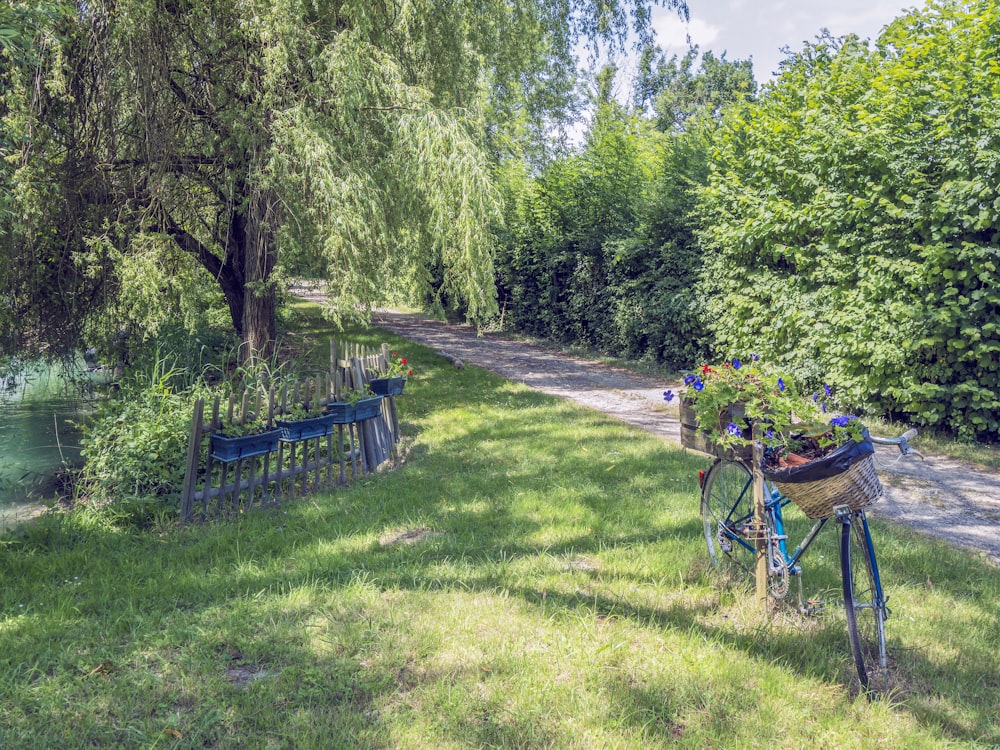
left=0, top=361, right=96, bottom=531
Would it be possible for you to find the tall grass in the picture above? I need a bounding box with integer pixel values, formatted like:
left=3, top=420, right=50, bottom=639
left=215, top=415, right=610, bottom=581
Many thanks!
left=0, top=313, right=996, bottom=748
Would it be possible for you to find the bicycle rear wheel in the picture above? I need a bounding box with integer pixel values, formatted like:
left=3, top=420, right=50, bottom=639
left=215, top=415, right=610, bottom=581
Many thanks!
left=701, top=460, right=757, bottom=578
left=840, top=511, right=888, bottom=690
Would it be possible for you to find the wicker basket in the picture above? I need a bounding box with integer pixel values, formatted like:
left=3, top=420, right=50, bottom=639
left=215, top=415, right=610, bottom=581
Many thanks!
left=771, top=453, right=883, bottom=520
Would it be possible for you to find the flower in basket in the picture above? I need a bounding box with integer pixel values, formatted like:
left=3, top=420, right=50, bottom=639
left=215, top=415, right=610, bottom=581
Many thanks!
left=760, top=408, right=882, bottom=520
left=764, top=413, right=869, bottom=470
left=673, top=357, right=820, bottom=450
left=672, top=356, right=873, bottom=468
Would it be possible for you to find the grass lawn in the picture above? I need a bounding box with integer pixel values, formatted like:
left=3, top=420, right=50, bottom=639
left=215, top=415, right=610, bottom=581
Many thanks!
left=1, top=310, right=997, bottom=748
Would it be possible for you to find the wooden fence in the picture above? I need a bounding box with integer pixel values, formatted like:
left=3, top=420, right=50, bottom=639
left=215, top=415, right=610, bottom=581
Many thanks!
left=179, top=342, right=402, bottom=522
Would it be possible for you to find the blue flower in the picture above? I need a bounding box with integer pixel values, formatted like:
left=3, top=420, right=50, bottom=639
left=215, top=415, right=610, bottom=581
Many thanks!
left=777, top=378, right=786, bottom=392
left=824, top=384, right=832, bottom=397
left=663, top=390, right=675, bottom=402
left=813, top=392, right=819, bottom=402
left=766, top=429, right=775, bottom=440
left=683, top=375, right=697, bottom=386
left=732, top=358, right=741, bottom=370
left=726, top=422, right=742, bottom=437
left=821, top=402, right=827, bottom=413
left=830, top=415, right=858, bottom=428
left=693, top=379, right=704, bottom=392
left=751, top=353, right=759, bottom=361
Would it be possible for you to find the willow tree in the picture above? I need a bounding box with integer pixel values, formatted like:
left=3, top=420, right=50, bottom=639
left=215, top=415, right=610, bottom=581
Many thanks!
left=2, top=0, right=686, bottom=362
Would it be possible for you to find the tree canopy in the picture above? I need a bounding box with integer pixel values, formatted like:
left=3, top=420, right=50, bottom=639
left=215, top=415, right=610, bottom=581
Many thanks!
left=0, top=0, right=687, bottom=362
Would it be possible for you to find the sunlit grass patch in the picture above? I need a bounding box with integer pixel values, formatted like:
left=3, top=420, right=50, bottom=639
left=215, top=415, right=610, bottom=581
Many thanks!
left=0, top=310, right=997, bottom=747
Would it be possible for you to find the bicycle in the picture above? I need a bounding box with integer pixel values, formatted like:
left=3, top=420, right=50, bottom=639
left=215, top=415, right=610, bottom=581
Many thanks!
left=698, top=429, right=922, bottom=690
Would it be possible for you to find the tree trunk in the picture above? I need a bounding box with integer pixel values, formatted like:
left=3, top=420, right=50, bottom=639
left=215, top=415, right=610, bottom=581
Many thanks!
left=165, top=188, right=278, bottom=365
left=238, top=188, right=279, bottom=365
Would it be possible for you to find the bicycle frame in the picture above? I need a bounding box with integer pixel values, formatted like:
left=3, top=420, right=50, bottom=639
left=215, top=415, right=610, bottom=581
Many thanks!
left=701, top=428, right=915, bottom=689
left=718, top=465, right=829, bottom=577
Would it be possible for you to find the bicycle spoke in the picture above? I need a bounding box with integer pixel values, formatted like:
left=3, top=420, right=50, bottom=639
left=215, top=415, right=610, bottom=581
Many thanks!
left=701, top=460, right=758, bottom=580
left=841, top=512, right=888, bottom=691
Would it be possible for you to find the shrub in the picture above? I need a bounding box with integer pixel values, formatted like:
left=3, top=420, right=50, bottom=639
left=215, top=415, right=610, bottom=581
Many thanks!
left=697, top=6, right=1000, bottom=440
left=78, top=384, right=197, bottom=526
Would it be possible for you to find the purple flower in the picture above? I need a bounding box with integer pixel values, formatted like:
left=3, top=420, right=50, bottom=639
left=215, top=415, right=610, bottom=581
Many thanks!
left=726, top=422, right=742, bottom=437
left=777, top=378, right=786, bottom=392
left=751, top=353, right=759, bottom=361
left=830, top=415, right=858, bottom=428
left=821, top=402, right=827, bottom=413
left=824, top=384, right=832, bottom=397
left=766, top=429, right=775, bottom=439
left=813, top=392, right=819, bottom=402
left=732, top=358, right=742, bottom=370
left=663, top=390, right=675, bottom=402
left=693, top=379, right=704, bottom=392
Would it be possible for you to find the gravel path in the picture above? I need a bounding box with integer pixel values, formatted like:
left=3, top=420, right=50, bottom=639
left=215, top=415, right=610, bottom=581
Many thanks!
left=370, top=307, right=1000, bottom=566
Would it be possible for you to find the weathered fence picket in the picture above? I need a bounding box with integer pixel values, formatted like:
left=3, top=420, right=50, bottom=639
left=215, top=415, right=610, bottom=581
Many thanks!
left=179, top=341, right=403, bottom=521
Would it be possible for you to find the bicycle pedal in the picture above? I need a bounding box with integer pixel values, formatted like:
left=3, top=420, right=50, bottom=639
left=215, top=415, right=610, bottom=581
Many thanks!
left=801, top=599, right=825, bottom=616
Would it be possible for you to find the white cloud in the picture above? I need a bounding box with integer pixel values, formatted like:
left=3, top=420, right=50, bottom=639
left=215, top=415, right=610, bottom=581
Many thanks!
left=652, top=14, right=722, bottom=51
left=817, top=6, right=906, bottom=40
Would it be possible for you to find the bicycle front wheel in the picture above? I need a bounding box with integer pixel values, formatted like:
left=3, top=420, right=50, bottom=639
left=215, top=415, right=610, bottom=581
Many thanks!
left=840, top=511, right=888, bottom=691
left=701, top=460, right=758, bottom=579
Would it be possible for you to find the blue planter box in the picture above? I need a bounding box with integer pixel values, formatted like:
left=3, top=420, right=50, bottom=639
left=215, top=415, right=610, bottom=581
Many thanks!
left=275, top=413, right=338, bottom=442
left=369, top=376, right=406, bottom=396
left=324, top=402, right=356, bottom=425
left=353, top=395, right=383, bottom=421
left=210, top=429, right=281, bottom=462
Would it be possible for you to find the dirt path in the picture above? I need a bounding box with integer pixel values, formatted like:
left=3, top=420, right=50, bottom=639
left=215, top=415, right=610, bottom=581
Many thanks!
left=370, top=308, right=1000, bottom=566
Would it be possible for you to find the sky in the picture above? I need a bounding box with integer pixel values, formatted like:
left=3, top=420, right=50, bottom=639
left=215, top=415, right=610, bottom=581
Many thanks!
left=646, top=0, right=927, bottom=85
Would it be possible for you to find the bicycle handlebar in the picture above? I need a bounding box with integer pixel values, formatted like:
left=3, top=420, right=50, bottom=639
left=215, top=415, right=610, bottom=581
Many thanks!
left=870, top=428, right=923, bottom=458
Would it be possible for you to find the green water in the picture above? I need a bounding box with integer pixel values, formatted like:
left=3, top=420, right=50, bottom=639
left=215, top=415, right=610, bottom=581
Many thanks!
left=0, top=362, right=92, bottom=526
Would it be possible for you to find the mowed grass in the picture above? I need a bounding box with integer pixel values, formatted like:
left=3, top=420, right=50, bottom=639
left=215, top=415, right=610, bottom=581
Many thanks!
left=1, top=319, right=998, bottom=748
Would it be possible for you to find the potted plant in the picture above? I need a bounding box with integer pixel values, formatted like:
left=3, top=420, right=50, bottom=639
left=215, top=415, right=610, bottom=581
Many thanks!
left=275, top=401, right=337, bottom=442
left=325, top=387, right=384, bottom=423
left=351, top=386, right=384, bottom=421
left=369, top=351, right=412, bottom=396
left=324, top=396, right=356, bottom=425
left=210, top=417, right=281, bottom=462
left=669, top=357, right=806, bottom=459
left=759, top=413, right=881, bottom=519
left=668, top=357, right=881, bottom=518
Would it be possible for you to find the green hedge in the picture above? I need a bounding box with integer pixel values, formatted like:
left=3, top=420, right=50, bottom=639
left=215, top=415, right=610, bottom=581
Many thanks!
left=697, top=1, right=1000, bottom=439
left=494, top=104, right=711, bottom=369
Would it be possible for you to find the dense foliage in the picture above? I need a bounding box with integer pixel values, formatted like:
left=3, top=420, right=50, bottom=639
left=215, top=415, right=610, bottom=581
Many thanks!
left=698, top=0, right=1000, bottom=439
left=0, top=0, right=687, bottom=365
left=496, top=97, right=659, bottom=357
left=78, top=374, right=200, bottom=526
left=495, top=53, right=754, bottom=369
left=495, top=0, right=999, bottom=441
